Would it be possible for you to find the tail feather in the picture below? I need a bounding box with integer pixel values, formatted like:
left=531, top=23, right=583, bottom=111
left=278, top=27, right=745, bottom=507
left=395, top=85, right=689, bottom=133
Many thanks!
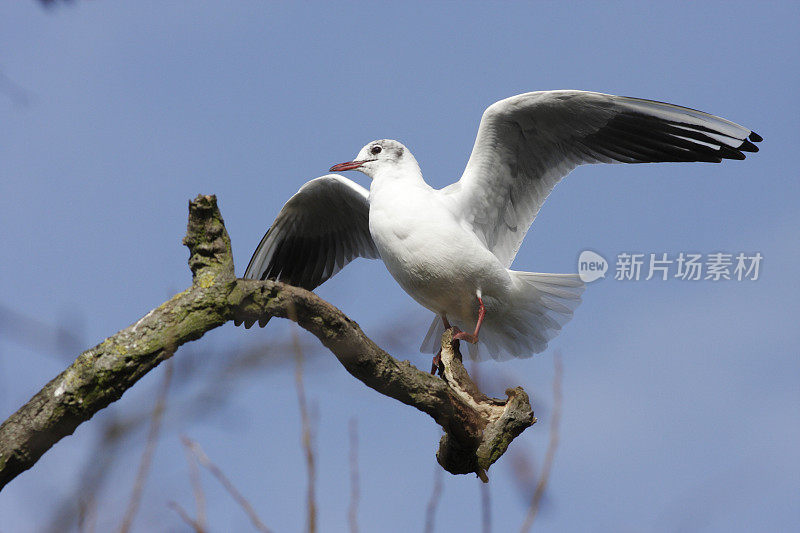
left=419, top=271, right=584, bottom=361
left=420, top=315, right=446, bottom=354
left=486, top=271, right=583, bottom=359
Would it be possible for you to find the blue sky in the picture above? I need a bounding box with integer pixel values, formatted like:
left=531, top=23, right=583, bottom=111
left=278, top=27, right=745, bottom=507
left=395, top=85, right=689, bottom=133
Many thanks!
left=1, top=1, right=798, bottom=531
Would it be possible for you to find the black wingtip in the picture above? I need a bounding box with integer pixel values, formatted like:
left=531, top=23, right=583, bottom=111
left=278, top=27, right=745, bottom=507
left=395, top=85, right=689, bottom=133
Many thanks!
left=234, top=318, right=243, bottom=327
left=258, top=316, right=271, bottom=328
left=719, top=144, right=747, bottom=160
left=749, top=131, right=763, bottom=143
left=738, top=138, right=759, bottom=153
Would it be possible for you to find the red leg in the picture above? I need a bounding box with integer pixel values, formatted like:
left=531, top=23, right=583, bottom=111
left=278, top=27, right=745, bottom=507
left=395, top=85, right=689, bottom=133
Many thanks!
left=430, top=350, right=441, bottom=374
left=453, top=296, right=485, bottom=344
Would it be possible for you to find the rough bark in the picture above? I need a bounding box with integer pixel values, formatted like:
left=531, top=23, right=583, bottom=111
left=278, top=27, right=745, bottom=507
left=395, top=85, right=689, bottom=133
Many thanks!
left=0, top=194, right=535, bottom=491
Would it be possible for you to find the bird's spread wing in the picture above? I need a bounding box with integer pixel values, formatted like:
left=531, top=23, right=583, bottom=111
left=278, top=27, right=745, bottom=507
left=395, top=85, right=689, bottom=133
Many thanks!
left=452, top=90, right=762, bottom=267
left=243, top=174, right=379, bottom=291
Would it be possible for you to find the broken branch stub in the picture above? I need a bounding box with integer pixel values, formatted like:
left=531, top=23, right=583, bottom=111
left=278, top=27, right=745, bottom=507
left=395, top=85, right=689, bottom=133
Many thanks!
left=435, top=331, right=536, bottom=481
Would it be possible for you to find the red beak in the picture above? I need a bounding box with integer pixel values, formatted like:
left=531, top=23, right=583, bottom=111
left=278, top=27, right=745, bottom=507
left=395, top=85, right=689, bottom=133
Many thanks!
left=329, top=160, right=367, bottom=172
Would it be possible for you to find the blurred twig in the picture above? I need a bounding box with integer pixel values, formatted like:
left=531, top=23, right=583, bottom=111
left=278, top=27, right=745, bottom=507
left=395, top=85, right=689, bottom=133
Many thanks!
left=183, top=436, right=207, bottom=532
left=45, top=412, right=124, bottom=533
left=481, top=480, right=492, bottom=533
left=423, top=464, right=443, bottom=533
left=42, top=330, right=331, bottom=530
left=43, top=338, right=295, bottom=529
left=0, top=68, right=33, bottom=107
left=182, top=436, right=271, bottom=533
left=120, top=360, right=174, bottom=533
left=348, top=418, right=359, bottom=533
left=293, top=325, right=317, bottom=533
left=520, top=353, right=563, bottom=532
left=0, top=303, right=84, bottom=359
left=509, top=448, right=539, bottom=507
left=78, top=496, right=97, bottom=533
left=168, top=501, right=205, bottom=533
left=166, top=435, right=209, bottom=533
left=38, top=0, right=75, bottom=7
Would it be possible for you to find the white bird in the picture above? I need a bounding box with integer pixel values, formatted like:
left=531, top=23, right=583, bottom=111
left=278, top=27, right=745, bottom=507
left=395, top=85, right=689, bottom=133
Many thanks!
left=239, top=90, right=761, bottom=365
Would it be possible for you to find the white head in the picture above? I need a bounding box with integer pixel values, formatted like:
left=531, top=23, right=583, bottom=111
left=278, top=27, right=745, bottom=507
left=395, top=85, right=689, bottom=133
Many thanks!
left=330, top=139, right=420, bottom=180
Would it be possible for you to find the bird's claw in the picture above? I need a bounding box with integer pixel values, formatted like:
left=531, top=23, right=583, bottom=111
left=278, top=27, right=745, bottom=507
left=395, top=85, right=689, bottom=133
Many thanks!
left=452, top=331, right=479, bottom=344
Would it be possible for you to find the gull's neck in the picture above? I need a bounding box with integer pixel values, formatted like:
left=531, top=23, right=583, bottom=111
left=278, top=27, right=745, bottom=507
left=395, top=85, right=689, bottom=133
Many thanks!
left=370, top=156, right=426, bottom=188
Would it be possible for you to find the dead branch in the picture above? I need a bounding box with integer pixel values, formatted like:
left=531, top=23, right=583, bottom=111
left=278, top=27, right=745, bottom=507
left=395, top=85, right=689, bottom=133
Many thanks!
left=520, top=353, right=563, bottom=532
left=0, top=194, right=535, bottom=491
left=292, top=327, right=317, bottom=533
left=120, top=360, right=173, bottom=533
left=348, top=418, right=359, bottom=533
left=168, top=501, right=205, bottom=533
left=423, top=464, right=443, bottom=533
left=182, top=436, right=271, bottom=533
left=480, top=479, right=492, bottom=533
left=182, top=436, right=207, bottom=532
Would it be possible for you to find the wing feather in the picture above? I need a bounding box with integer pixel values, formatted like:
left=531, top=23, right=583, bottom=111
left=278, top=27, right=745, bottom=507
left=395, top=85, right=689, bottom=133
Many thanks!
left=454, top=90, right=762, bottom=267
left=243, top=174, right=379, bottom=290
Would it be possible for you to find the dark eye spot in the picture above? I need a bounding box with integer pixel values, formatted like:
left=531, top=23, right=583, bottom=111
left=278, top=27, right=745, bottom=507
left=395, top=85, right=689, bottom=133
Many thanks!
left=370, top=145, right=382, bottom=155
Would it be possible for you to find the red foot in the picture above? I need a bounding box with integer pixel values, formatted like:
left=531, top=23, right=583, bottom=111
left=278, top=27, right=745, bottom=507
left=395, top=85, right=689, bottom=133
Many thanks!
left=452, top=330, right=479, bottom=343
left=432, top=303, right=484, bottom=373
left=452, top=296, right=485, bottom=344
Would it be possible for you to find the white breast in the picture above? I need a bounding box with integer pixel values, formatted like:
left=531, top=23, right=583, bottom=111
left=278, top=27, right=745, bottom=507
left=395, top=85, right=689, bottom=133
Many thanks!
left=369, top=179, right=512, bottom=319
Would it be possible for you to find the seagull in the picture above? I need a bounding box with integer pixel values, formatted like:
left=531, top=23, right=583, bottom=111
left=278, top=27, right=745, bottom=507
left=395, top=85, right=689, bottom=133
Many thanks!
left=239, top=90, right=761, bottom=365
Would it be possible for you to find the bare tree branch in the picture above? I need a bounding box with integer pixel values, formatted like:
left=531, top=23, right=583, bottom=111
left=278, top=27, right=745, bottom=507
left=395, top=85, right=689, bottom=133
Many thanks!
left=120, top=360, right=173, bottom=533
left=481, top=480, right=492, bottom=533
left=520, top=353, right=563, bottom=533
left=45, top=413, right=123, bottom=533
left=182, top=436, right=207, bottom=532
left=423, top=464, right=443, bottom=533
left=348, top=418, right=359, bottom=533
left=0, top=303, right=84, bottom=359
left=0, top=194, right=536, bottom=492
left=182, top=436, right=271, bottom=533
left=168, top=501, right=205, bottom=533
left=292, top=326, right=317, bottom=533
